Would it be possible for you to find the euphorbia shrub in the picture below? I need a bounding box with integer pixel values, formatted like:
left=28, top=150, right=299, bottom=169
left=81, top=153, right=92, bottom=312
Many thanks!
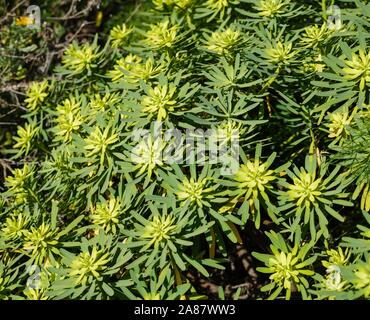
left=1, top=0, right=370, bottom=300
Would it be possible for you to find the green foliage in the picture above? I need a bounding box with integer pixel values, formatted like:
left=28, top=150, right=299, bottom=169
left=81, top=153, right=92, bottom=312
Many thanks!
left=277, top=154, right=352, bottom=240
left=1, top=0, right=370, bottom=301
left=253, top=231, right=316, bottom=300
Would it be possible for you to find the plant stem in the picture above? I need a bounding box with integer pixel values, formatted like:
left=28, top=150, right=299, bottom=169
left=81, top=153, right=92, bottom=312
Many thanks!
left=258, top=66, right=281, bottom=95
left=322, top=0, right=327, bottom=20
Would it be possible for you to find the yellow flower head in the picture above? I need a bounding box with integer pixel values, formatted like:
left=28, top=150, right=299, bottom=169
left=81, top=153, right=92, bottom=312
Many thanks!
left=15, top=16, right=34, bottom=26
left=327, top=111, right=354, bottom=139
left=153, top=0, right=194, bottom=10
left=110, top=23, right=133, bottom=48
left=206, top=0, right=239, bottom=16
left=301, top=23, right=331, bottom=48
left=205, top=28, right=242, bottom=56
left=91, top=197, right=121, bottom=233
left=62, top=40, right=102, bottom=74
left=130, top=135, right=166, bottom=177
left=129, top=57, right=167, bottom=83
left=1, top=212, right=30, bottom=240
left=265, top=41, right=296, bottom=64
left=141, top=84, right=177, bottom=121
left=323, top=247, right=351, bottom=269
left=84, top=126, right=119, bottom=166
left=55, top=97, right=83, bottom=142
left=234, top=160, right=276, bottom=198
left=5, top=164, right=32, bottom=191
left=268, top=250, right=300, bottom=290
left=254, top=0, right=290, bottom=17
left=287, top=171, right=322, bottom=206
left=89, top=92, right=120, bottom=112
left=214, top=119, right=243, bottom=144
left=142, top=215, right=177, bottom=247
left=24, top=80, right=48, bottom=111
left=108, top=54, right=143, bottom=82
left=69, top=247, right=110, bottom=285
left=144, top=21, right=178, bottom=49
left=13, top=123, right=39, bottom=155
left=23, top=223, right=60, bottom=264
left=176, top=177, right=207, bottom=205
left=341, top=49, right=370, bottom=91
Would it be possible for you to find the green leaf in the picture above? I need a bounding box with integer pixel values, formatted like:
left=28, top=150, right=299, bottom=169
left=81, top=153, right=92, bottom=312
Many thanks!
left=183, top=254, right=209, bottom=277
left=102, top=283, right=114, bottom=296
